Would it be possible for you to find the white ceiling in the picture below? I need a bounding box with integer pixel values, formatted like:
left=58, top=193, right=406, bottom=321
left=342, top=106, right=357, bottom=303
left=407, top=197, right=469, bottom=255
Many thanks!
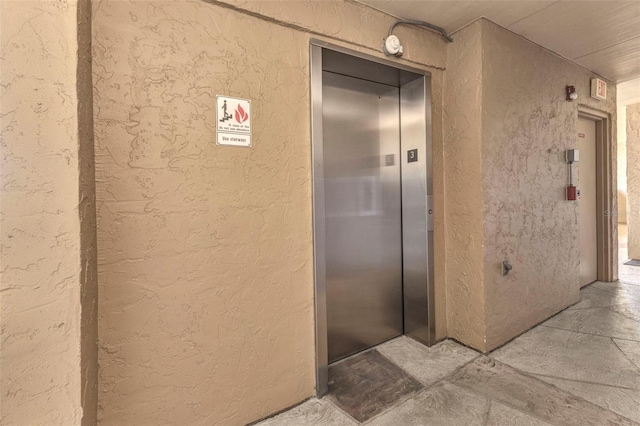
left=618, top=77, right=640, bottom=106
left=358, top=1, right=640, bottom=83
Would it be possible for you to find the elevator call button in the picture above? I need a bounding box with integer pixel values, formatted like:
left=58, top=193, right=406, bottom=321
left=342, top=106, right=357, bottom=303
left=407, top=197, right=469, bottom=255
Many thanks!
left=408, top=149, right=418, bottom=163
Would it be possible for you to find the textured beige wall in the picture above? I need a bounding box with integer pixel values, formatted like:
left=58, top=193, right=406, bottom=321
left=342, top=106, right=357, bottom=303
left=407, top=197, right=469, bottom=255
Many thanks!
left=443, top=19, right=617, bottom=352
left=443, top=21, right=487, bottom=350
left=210, top=0, right=447, bottom=71
left=618, top=106, right=628, bottom=223
left=77, top=0, right=99, bottom=423
left=93, top=1, right=448, bottom=424
left=1, top=1, right=88, bottom=423
left=480, top=20, right=617, bottom=350
left=628, top=104, right=640, bottom=259
left=617, top=79, right=640, bottom=225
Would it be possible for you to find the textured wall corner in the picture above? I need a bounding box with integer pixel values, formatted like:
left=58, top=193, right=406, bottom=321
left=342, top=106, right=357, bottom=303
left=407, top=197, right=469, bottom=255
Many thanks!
left=443, top=21, right=487, bottom=351
left=77, top=0, right=99, bottom=424
left=618, top=106, right=628, bottom=224
left=443, top=18, right=618, bottom=352
left=0, top=1, right=84, bottom=424
left=93, top=0, right=448, bottom=424
left=628, top=104, right=640, bottom=260
left=480, top=19, right=617, bottom=350
left=430, top=70, right=448, bottom=341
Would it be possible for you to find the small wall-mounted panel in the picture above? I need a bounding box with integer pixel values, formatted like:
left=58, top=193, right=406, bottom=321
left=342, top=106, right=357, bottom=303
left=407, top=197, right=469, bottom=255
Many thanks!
left=591, top=78, right=607, bottom=101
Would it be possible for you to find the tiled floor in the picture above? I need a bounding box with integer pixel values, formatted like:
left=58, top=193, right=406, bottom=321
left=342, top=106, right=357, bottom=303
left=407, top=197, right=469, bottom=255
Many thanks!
left=258, top=226, right=640, bottom=425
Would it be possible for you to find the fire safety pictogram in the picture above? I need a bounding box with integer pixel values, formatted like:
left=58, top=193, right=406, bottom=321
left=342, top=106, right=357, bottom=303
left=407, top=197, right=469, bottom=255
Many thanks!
left=216, top=95, right=252, bottom=147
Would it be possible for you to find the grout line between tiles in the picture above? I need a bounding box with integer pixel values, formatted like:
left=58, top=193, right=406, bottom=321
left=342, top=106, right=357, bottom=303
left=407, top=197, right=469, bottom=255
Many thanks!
left=448, top=361, right=561, bottom=426
left=357, top=354, right=484, bottom=425
left=552, top=298, right=640, bottom=324
left=616, top=280, right=640, bottom=287
left=611, top=337, right=640, bottom=374
left=530, top=371, right=640, bottom=392
left=565, top=305, right=600, bottom=311
left=373, top=348, right=427, bottom=387
left=322, top=396, right=361, bottom=425
left=454, top=358, right=635, bottom=426
left=355, top=384, right=423, bottom=425
left=374, top=341, right=481, bottom=387
left=539, top=324, right=640, bottom=343
left=481, top=398, right=491, bottom=426
left=603, top=305, right=640, bottom=324
left=592, top=282, right=640, bottom=295
left=587, top=283, right=630, bottom=295
left=448, top=382, right=558, bottom=426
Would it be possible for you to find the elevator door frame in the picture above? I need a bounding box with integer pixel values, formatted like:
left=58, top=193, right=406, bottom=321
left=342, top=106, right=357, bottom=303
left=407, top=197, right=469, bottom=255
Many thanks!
left=310, top=40, right=435, bottom=397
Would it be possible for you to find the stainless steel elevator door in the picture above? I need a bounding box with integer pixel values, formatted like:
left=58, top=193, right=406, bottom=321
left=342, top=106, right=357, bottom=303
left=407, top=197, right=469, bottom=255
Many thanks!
left=323, top=71, right=403, bottom=363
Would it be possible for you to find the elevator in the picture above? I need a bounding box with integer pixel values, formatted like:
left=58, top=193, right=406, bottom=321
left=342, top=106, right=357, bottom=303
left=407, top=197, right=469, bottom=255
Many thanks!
left=310, top=41, right=434, bottom=396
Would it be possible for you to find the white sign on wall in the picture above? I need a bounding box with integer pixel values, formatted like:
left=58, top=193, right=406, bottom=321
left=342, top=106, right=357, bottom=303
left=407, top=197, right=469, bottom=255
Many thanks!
left=216, top=95, right=252, bottom=147
left=590, top=78, right=607, bottom=101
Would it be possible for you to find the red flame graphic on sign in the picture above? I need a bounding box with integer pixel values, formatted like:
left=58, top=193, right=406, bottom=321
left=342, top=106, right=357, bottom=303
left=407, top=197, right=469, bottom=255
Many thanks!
left=235, top=104, right=248, bottom=123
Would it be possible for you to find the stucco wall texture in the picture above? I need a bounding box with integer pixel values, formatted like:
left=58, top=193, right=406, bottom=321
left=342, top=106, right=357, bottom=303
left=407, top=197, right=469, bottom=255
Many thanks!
left=628, top=103, right=640, bottom=260
left=618, top=106, right=628, bottom=224
left=443, top=21, right=487, bottom=351
left=0, top=1, right=86, bottom=424
left=2, top=0, right=620, bottom=423
left=444, top=19, right=617, bottom=352
left=92, top=1, right=447, bottom=424
left=481, top=21, right=616, bottom=350
left=77, top=0, right=100, bottom=423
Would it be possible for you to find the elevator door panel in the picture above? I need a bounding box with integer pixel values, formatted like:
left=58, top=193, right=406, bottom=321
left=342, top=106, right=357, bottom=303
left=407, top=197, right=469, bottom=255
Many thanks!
left=323, top=71, right=403, bottom=363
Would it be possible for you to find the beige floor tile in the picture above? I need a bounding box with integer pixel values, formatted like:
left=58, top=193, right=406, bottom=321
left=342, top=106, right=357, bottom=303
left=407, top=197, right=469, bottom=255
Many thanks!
left=614, top=338, right=640, bottom=370
left=486, top=401, right=551, bottom=426
left=571, top=282, right=640, bottom=322
left=256, top=399, right=357, bottom=426
left=591, top=281, right=640, bottom=300
left=594, top=281, right=640, bottom=314
left=492, top=326, right=640, bottom=389
left=367, top=382, right=488, bottom=426
left=611, top=303, right=640, bottom=323
left=620, top=272, right=640, bottom=286
left=618, top=243, right=640, bottom=285
left=450, top=357, right=637, bottom=426
left=570, top=281, right=640, bottom=311
left=536, top=376, right=640, bottom=423
left=543, top=307, right=640, bottom=341
left=376, top=336, right=479, bottom=386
